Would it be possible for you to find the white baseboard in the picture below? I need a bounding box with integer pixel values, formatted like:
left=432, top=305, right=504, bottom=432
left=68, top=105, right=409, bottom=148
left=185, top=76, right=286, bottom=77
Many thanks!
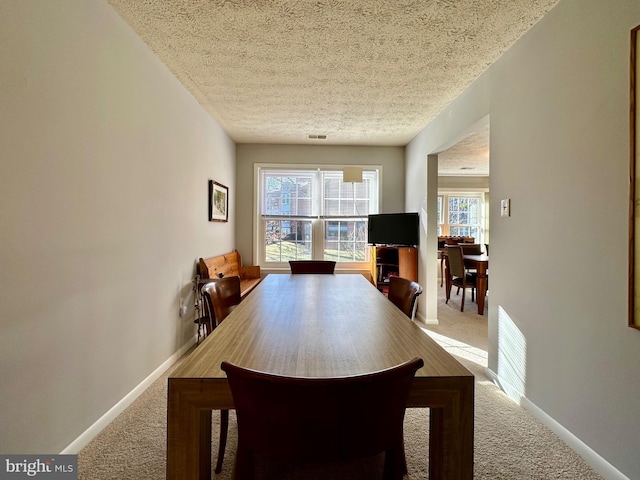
left=414, top=311, right=439, bottom=325
left=61, top=338, right=196, bottom=454
left=485, top=368, right=630, bottom=480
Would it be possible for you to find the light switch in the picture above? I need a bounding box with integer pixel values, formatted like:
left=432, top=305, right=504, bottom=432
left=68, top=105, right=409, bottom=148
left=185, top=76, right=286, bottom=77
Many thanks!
left=500, top=199, right=510, bottom=217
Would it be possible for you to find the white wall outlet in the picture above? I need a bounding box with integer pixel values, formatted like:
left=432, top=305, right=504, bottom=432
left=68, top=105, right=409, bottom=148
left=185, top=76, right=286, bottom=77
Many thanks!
left=500, top=199, right=511, bottom=217
left=179, top=298, right=188, bottom=317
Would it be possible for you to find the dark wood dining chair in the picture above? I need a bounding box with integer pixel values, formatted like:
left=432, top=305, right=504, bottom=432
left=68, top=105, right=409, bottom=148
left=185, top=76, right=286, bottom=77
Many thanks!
left=289, top=260, right=336, bottom=274
left=459, top=243, right=483, bottom=255
left=201, top=276, right=242, bottom=474
left=201, top=276, right=242, bottom=328
left=221, top=357, right=424, bottom=480
left=444, top=245, right=477, bottom=312
left=388, top=276, right=423, bottom=320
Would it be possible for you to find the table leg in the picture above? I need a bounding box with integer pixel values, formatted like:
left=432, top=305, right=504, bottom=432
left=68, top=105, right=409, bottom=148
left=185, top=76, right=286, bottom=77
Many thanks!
left=429, top=408, right=444, bottom=479
left=427, top=381, right=474, bottom=479
left=167, top=380, right=213, bottom=480
left=475, top=266, right=488, bottom=315
left=199, top=410, right=212, bottom=480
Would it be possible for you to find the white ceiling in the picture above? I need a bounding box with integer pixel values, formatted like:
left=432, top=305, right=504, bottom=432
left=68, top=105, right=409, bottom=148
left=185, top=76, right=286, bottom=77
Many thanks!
left=108, top=0, right=558, bottom=173
left=438, top=123, right=490, bottom=176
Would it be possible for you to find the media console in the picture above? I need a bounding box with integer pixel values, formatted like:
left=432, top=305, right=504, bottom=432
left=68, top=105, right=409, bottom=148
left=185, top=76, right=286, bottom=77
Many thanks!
left=369, top=245, right=418, bottom=294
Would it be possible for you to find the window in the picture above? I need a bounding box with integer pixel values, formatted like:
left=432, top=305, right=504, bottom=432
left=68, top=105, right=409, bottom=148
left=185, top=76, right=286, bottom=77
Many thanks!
left=436, top=196, right=443, bottom=236
left=437, top=193, right=484, bottom=241
left=258, top=166, right=380, bottom=266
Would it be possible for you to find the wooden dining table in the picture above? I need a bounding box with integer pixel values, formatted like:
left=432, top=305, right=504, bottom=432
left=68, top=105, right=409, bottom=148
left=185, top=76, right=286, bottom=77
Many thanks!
left=166, top=274, right=474, bottom=480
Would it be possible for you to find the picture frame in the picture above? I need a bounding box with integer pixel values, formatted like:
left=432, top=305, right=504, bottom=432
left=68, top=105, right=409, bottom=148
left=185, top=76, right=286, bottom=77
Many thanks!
left=209, top=180, right=229, bottom=222
left=629, top=24, right=640, bottom=329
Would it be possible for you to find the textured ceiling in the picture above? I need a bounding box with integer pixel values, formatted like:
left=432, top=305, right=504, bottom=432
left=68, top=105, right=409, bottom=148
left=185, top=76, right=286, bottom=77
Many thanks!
left=438, top=123, right=490, bottom=176
left=107, top=0, right=558, bottom=169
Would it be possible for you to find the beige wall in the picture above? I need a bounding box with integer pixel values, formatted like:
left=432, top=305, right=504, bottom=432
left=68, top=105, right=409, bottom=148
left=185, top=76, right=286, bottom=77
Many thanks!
left=4, top=1, right=639, bottom=477
left=407, top=0, right=640, bottom=477
left=0, top=1, right=236, bottom=453
left=235, top=144, right=406, bottom=265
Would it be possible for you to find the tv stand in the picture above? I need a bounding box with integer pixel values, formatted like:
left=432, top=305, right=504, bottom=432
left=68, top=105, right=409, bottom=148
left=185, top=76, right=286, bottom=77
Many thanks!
left=370, top=245, right=418, bottom=294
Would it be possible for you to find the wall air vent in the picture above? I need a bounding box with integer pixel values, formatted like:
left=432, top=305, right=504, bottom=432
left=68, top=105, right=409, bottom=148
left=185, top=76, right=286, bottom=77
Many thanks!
left=308, top=134, right=327, bottom=140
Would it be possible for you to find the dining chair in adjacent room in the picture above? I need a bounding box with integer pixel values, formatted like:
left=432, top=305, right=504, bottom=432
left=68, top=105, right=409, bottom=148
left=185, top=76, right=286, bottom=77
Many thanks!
left=458, top=243, right=483, bottom=277
left=289, top=260, right=337, bottom=274
left=221, top=357, right=424, bottom=480
left=388, top=276, right=423, bottom=320
left=444, top=245, right=477, bottom=312
left=459, top=243, right=483, bottom=255
left=201, top=276, right=242, bottom=474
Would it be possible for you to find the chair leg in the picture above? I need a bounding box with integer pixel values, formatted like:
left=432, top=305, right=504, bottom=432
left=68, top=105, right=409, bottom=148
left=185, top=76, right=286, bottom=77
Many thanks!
left=214, top=409, right=229, bottom=473
left=401, top=439, right=408, bottom=475
left=460, top=287, right=465, bottom=312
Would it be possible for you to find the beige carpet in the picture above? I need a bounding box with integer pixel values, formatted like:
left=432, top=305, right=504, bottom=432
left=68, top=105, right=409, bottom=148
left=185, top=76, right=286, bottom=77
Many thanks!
left=78, top=287, right=603, bottom=479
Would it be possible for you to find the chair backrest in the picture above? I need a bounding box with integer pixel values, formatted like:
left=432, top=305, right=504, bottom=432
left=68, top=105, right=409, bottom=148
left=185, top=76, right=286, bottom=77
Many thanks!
left=221, top=357, right=423, bottom=466
left=388, top=276, right=423, bottom=319
left=198, top=250, right=242, bottom=279
left=459, top=243, right=483, bottom=255
left=201, top=276, right=241, bottom=326
left=445, top=245, right=466, bottom=278
left=289, top=260, right=336, bottom=274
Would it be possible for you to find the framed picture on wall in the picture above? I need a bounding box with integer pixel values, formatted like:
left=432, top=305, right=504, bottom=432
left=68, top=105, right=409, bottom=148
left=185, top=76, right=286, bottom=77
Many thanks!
left=209, top=180, right=229, bottom=222
left=629, top=24, right=640, bottom=329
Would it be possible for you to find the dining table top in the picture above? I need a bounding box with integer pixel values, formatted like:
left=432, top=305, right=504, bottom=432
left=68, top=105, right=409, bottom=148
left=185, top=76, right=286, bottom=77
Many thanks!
left=171, top=273, right=473, bottom=382
left=463, top=253, right=489, bottom=266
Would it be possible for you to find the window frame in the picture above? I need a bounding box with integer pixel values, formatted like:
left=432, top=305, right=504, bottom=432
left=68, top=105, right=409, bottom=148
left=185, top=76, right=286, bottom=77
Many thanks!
left=437, top=191, right=486, bottom=242
left=254, top=164, right=382, bottom=270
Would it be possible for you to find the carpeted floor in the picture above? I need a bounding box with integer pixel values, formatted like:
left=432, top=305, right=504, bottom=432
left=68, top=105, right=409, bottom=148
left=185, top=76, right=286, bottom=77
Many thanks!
left=78, top=285, right=603, bottom=479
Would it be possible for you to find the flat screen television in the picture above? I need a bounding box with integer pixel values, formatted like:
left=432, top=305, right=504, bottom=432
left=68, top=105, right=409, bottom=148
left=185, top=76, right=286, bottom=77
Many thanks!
left=367, top=212, right=419, bottom=246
